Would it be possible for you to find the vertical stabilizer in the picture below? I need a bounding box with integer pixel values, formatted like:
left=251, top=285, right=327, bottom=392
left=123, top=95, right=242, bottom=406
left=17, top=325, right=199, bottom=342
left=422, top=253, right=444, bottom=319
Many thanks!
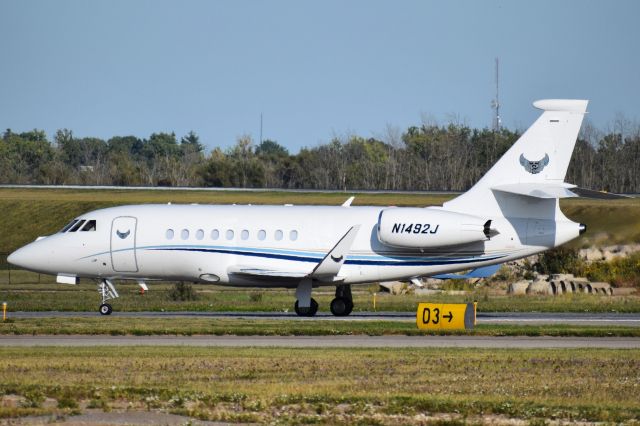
left=443, top=99, right=588, bottom=218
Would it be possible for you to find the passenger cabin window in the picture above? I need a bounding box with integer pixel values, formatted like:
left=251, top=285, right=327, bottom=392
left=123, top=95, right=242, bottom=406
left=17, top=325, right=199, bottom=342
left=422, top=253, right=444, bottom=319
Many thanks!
left=241, top=230, right=249, bottom=240
left=166, top=229, right=174, bottom=240
left=196, top=229, right=204, bottom=240
left=81, top=220, right=96, bottom=232
left=290, top=230, right=298, bottom=241
left=69, top=220, right=86, bottom=232
left=275, top=230, right=283, bottom=241
left=60, top=219, right=79, bottom=233
left=226, top=229, right=234, bottom=240
left=181, top=229, right=190, bottom=240
left=211, top=229, right=220, bottom=240
left=258, top=230, right=266, bottom=240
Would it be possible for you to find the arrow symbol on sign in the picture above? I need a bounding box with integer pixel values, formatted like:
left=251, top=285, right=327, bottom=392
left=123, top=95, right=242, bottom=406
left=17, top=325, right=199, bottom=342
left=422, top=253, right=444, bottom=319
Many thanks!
left=444, top=312, right=453, bottom=322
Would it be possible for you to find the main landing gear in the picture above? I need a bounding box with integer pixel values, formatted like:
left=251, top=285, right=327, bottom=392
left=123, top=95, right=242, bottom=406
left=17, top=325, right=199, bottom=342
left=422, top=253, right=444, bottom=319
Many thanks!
left=294, top=298, right=319, bottom=316
left=98, top=279, right=119, bottom=315
left=293, top=283, right=354, bottom=317
left=330, top=284, right=353, bottom=316
left=294, top=278, right=318, bottom=316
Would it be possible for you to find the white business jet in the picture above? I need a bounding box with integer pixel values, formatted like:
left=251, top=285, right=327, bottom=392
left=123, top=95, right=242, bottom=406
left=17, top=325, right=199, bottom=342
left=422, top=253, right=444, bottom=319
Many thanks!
left=8, top=99, right=588, bottom=316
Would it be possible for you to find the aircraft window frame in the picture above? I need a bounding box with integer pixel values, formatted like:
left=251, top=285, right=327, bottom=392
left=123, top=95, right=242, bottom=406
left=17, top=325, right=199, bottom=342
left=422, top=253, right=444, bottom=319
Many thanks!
left=226, top=229, right=234, bottom=240
left=166, top=229, right=174, bottom=240
left=275, top=230, right=283, bottom=241
left=196, top=229, right=205, bottom=240
left=241, top=230, right=249, bottom=240
left=257, top=230, right=266, bottom=241
left=211, top=229, right=220, bottom=240
left=290, top=230, right=298, bottom=241
left=181, top=229, right=190, bottom=240
left=60, top=219, right=79, bottom=233
left=69, top=220, right=86, bottom=232
left=81, top=220, right=97, bottom=232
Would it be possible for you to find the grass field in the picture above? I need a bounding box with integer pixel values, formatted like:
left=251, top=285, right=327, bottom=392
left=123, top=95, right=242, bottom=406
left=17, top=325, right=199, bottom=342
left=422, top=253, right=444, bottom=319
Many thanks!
left=0, top=347, right=638, bottom=424
left=1, top=317, right=639, bottom=337
left=0, top=187, right=638, bottom=252
left=2, top=280, right=640, bottom=313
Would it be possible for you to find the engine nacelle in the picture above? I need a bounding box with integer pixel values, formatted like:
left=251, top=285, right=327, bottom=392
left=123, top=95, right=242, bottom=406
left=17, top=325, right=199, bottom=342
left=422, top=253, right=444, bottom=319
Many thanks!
left=377, top=208, right=490, bottom=248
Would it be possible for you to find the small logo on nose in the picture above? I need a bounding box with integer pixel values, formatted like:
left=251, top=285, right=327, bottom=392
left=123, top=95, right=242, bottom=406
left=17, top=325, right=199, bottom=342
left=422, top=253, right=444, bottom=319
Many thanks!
left=116, top=229, right=130, bottom=239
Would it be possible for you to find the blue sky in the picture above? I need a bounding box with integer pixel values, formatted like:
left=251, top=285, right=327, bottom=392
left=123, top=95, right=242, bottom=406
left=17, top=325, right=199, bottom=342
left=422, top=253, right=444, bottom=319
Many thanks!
left=1, top=0, right=639, bottom=152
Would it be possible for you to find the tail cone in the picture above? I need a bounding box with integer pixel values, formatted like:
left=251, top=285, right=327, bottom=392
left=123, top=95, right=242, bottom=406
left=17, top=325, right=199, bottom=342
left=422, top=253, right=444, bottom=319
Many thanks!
left=579, top=223, right=587, bottom=235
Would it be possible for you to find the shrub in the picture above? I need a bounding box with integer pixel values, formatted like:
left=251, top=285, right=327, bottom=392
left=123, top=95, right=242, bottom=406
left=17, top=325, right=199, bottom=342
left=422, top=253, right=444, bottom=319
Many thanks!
left=168, top=282, right=199, bottom=301
left=585, top=252, right=640, bottom=287
left=20, top=390, right=45, bottom=408
left=534, top=248, right=584, bottom=275
left=57, top=396, right=78, bottom=409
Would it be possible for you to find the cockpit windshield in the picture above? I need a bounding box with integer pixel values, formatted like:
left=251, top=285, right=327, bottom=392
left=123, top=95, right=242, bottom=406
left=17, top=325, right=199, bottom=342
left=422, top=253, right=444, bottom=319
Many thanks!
left=60, top=219, right=79, bottom=233
left=81, top=220, right=97, bottom=232
left=59, top=219, right=98, bottom=233
left=69, top=220, right=86, bottom=232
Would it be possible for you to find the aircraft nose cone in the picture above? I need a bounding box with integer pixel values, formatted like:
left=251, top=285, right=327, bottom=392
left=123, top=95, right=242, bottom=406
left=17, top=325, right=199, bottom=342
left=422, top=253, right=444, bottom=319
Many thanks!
left=7, top=247, right=28, bottom=269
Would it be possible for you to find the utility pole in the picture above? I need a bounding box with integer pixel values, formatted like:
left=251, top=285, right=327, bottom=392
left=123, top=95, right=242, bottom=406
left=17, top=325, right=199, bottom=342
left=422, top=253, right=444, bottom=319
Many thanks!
left=491, top=57, right=501, bottom=132
left=260, top=113, right=263, bottom=145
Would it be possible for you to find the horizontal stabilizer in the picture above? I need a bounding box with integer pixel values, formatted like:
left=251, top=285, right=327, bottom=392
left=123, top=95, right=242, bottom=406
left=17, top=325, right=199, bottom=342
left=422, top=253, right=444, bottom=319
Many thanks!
left=491, top=182, right=578, bottom=199
left=432, top=264, right=502, bottom=280
left=569, top=187, right=631, bottom=200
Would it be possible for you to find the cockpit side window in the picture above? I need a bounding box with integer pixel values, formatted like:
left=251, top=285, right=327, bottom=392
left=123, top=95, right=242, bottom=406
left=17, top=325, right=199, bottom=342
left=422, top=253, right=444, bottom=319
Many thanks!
left=69, top=220, right=86, bottom=232
left=81, top=220, right=97, bottom=232
left=60, top=219, right=79, bottom=233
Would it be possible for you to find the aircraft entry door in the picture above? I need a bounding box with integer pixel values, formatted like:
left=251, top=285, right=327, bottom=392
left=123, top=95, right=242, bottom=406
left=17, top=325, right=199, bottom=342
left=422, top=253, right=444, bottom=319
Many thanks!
left=110, top=216, right=139, bottom=273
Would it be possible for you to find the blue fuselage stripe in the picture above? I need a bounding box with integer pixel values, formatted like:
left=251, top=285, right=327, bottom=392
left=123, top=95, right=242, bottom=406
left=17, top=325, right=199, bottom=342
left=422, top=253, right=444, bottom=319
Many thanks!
left=148, top=247, right=505, bottom=267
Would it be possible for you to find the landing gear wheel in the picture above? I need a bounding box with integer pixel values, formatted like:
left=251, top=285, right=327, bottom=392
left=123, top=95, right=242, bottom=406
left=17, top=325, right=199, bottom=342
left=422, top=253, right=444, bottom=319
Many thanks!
left=98, top=279, right=119, bottom=316
left=294, top=298, right=319, bottom=317
left=99, top=303, right=113, bottom=316
left=330, top=297, right=354, bottom=316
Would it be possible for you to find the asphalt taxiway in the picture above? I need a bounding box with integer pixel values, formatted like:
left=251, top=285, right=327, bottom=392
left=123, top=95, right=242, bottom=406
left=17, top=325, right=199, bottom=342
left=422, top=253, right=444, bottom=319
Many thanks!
left=4, top=311, right=640, bottom=348
left=7, top=311, right=640, bottom=327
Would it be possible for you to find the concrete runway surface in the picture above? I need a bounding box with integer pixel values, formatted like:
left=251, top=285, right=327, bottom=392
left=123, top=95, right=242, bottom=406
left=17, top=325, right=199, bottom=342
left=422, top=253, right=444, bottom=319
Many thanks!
left=1, top=335, right=639, bottom=348
left=7, top=311, right=640, bottom=326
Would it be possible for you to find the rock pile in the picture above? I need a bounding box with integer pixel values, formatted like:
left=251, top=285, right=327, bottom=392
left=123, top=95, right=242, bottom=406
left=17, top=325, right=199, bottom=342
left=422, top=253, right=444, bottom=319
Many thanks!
left=508, top=274, right=612, bottom=295
left=579, top=244, right=640, bottom=262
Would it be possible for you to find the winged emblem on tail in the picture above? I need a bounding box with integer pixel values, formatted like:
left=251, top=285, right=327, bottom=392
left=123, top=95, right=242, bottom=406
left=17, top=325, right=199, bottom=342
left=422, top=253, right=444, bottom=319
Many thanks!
left=519, top=153, right=549, bottom=174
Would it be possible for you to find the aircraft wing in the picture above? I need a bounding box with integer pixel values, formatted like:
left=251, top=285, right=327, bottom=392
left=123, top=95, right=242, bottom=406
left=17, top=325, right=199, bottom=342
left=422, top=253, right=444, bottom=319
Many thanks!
left=227, top=266, right=309, bottom=281
left=431, top=264, right=502, bottom=280
left=227, top=225, right=361, bottom=283
left=311, top=225, right=360, bottom=280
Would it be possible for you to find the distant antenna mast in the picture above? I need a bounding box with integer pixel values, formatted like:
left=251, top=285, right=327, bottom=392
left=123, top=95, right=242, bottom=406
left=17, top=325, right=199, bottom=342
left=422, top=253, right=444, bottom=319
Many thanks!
left=491, top=57, right=501, bottom=131
left=260, top=113, right=263, bottom=145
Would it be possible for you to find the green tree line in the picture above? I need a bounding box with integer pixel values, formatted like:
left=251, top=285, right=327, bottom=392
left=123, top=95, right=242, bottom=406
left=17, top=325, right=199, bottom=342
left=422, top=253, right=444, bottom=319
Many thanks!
left=1, top=122, right=639, bottom=192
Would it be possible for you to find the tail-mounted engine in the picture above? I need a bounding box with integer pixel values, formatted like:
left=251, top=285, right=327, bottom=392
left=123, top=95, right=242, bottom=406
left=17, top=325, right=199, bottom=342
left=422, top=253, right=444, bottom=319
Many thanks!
left=377, top=207, right=496, bottom=249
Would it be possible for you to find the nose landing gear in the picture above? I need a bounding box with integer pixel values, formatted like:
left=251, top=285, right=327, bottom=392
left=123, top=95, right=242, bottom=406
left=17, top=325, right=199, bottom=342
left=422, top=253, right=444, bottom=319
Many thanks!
left=99, top=303, right=113, bottom=315
left=98, top=279, right=118, bottom=315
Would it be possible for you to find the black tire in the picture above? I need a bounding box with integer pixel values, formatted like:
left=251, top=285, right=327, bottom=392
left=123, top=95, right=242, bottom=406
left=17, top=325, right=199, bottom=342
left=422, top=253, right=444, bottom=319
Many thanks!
left=99, top=303, right=113, bottom=316
left=330, top=297, right=353, bottom=316
left=294, top=298, right=319, bottom=317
